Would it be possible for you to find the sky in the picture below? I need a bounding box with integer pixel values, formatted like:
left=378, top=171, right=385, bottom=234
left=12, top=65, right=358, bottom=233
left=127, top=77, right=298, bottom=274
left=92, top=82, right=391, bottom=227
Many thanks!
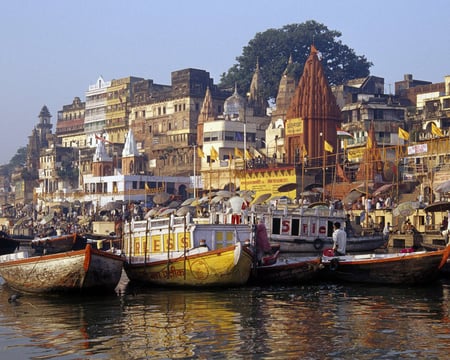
left=0, top=0, right=449, bottom=165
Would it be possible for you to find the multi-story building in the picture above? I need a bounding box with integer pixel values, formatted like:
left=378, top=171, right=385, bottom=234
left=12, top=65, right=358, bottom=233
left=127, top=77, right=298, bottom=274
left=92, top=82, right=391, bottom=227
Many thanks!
left=84, top=76, right=111, bottom=148
left=56, top=96, right=85, bottom=148
left=105, top=76, right=143, bottom=144
left=128, top=68, right=229, bottom=179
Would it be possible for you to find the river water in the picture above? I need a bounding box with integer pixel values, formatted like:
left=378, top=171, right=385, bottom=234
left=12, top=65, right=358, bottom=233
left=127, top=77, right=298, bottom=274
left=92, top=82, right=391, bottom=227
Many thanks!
left=1, top=272, right=450, bottom=360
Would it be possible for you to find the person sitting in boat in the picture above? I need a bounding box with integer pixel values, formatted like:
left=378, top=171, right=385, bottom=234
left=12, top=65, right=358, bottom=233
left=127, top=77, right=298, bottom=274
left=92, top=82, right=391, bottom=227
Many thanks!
left=332, top=222, right=347, bottom=256
left=255, top=218, right=272, bottom=263
left=402, top=219, right=413, bottom=234
left=383, top=222, right=391, bottom=241
left=344, top=214, right=354, bottom=237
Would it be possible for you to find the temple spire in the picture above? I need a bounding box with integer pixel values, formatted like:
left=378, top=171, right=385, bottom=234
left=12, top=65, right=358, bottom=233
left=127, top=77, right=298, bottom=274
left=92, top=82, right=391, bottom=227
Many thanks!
left=285, top=45, right=341, bottom=163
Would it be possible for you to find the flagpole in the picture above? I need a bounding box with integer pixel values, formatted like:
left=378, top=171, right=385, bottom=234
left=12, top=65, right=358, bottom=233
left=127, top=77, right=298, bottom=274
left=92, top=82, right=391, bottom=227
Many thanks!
left=322, top=147, right=326, bottom=202
left=193, top=144, right=197, bottom=199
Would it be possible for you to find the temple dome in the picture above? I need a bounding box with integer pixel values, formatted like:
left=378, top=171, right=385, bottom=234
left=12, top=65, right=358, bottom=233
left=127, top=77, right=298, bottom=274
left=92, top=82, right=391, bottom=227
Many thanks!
left=223, top=84, right=245, bottom=120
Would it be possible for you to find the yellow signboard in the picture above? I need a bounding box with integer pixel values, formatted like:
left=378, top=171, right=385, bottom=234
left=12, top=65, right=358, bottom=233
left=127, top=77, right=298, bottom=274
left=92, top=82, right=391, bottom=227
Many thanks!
left=286, top=118, right=303, bottom=136
left=241, top=170, right=297, bottom=201
left=347, top=147, right=365, bottom=161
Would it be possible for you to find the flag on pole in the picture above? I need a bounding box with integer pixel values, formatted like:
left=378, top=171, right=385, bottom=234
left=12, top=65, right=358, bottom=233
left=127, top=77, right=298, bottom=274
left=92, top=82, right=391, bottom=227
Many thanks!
left=398, top=127, right=409, bottom=140
left=245, top=149, right=253, bottom=159
left=336, top=163, right=350, bottom=182
left=145, top=182, right=150, bottom=192
left=301, top=143, right=308, bottom=158
left=197, top=146, right=205, bottom=158
left=210, top=146, right=219, bottom=161
left=336, top=129, right=354, bottom=139
left=431, top=123, right=444, bottom=137
left=234, top=147, right=243, bottom=159
left=324, top=140, right=333, bottom=153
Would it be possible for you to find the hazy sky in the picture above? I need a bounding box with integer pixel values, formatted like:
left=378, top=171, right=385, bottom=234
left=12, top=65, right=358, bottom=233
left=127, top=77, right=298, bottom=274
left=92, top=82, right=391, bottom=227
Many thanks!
left=1, top=0, right=448, bottom=165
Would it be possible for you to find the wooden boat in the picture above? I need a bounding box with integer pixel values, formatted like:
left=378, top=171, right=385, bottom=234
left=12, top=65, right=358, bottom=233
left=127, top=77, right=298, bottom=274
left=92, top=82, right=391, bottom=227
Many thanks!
left=421, top=242, right=450, bottom=276
left=256, top=205, right=385, bottom=253
left=251, top=254, right=323, bottom=285
left=82, top=233, right=122, bottom=251
left=0, top=244, right=124, bottom=293
left=321, top=245, right=450, bottom=285
left=31, top=233, right=87, bottom=255
left=122, top=214, right=254, bottom=287
left=0, top=231, right=20, bottom=255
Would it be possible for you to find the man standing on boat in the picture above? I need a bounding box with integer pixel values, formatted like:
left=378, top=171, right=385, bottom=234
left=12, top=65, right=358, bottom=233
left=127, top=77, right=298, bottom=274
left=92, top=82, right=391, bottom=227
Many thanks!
left=332, top=222, right=347, bottom=256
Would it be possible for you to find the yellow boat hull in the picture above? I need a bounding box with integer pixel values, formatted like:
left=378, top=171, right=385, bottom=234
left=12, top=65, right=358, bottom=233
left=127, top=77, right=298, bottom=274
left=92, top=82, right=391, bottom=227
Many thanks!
left=124, top=242, right=253, bottom=287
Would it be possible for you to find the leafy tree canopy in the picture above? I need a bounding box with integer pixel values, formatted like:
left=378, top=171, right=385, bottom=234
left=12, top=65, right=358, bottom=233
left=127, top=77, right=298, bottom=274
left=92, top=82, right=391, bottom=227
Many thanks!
left=0, top=146, right=27, bottom=177
left=219, top=20, right=373, bottom=101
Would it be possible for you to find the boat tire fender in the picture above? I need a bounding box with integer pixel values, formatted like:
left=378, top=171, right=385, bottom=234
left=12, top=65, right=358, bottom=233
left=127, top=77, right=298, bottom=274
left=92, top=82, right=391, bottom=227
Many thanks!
left=313, top=238, right=323, bottom=250
left=330, top=258, right=339, bottom=271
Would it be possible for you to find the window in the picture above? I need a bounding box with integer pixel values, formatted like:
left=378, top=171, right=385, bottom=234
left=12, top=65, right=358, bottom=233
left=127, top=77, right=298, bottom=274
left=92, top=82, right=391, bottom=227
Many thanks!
left=374, top=109, right=383, bottom=120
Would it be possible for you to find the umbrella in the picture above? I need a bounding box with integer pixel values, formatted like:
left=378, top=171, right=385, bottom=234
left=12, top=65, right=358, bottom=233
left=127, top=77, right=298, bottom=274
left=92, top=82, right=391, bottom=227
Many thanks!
left=168, top=200, right=180, bottom=208
left=100, top=201, right=120, bottom=211
left=373, top=183, right=394, bottom=197
left=304, top=183, right=323, bottom=191
left=251, top=193, right=272, bottom=205
left=424, top=201, right=450, bottom=213
left=343, top=189, right=364, bottom=204
left=181, top=198, right=195, bottom=206
left=393, top=201, right=419, bottom=217
left=176, top=206, right=194, bottom=216
left=278, top=183, right=297, bottom=193
left=159, top=208, right=176, bottom=217
left=237, top=190, right=254, bottom=203
left=211, top=195, right=224, bottom=204
left=216, top=190, right=233, bottom=198
left=435, top=180, right=450, bottom=193
left=153, top=192, right=171, bottom=205
left=144, top=208, right=159, bottom=219
left=308, top=202, right=328, bottom=209
left=300, top=190, right=316, bottom=196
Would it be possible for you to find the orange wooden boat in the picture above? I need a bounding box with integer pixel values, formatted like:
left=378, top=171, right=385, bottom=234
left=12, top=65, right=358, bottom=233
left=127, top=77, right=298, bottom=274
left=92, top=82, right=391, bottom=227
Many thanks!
left=321, top=245, right=450, bottom=285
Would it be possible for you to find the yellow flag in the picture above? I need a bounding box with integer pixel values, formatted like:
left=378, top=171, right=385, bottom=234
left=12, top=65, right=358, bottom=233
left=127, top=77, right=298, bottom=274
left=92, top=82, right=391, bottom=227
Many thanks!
left=324, top=140, right=333, bottom=153
left=210, top=146, right=219, bottom=161
left=301, top=144, right=308, bottom=158
left=431, top=123, right=444, bottom=137
left=398, top=127, right=409, bottom=140
left=245, top=149, right=253, bottom=159
left=234, top=147, right=243, bottom=159
left=197, top=146, right=205, bottom=158
left=367, top=136, right=373, bottom=149
left=144, top=183, right=150, bottom=192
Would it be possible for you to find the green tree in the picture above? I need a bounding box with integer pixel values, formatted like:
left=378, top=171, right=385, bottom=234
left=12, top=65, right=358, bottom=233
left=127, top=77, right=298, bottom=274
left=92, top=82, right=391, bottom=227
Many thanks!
left=220, top=21, right=372, bottom=100
left=5, top=146, right=27, bottom=174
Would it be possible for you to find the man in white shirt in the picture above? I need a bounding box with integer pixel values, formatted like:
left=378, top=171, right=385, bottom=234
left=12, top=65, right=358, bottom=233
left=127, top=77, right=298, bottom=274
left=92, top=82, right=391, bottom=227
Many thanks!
left=332, top=222, right=347, bottom=256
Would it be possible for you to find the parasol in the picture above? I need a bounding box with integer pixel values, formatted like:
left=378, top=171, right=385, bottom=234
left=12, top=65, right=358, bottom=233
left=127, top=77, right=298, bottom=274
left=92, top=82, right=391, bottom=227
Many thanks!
left=372, top=183, right=394, bottom=197
left=434, top=180, right=450, bottom=194
left=210, top=195, right=224, bottom=204
left=424, top=201, right=450, bottom=213
left=144, top=208, right=159, bottom=219
left=100, top=201, right=121, bottom=212
left=158, top=208, right=176, bottom=217
left=278, top=183, right=297, bottom=193
left=392, top=201, right=419, bottom=217
left=216, top=190, right=233, bottom=198
left=181, top=198, right=195, bottom=206
left=153, top=192, right=171, bottom=205
left=343, top=189, right=364, bottom=204
left=176, top=206, right=194, bottom=216
left=251, top=193, right=272, bottom=205
left=168, top=200, right=180, bottom=208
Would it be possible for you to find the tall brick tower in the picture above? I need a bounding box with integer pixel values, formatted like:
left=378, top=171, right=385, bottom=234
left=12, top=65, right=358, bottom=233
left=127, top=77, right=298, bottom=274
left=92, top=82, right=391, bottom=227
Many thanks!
left=284, top=45, right=341, bottom=165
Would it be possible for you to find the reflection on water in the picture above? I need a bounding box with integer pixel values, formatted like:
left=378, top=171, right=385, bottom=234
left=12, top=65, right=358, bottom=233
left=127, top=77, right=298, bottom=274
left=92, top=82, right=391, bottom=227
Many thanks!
left=1, top=274, right=450, bottom=359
